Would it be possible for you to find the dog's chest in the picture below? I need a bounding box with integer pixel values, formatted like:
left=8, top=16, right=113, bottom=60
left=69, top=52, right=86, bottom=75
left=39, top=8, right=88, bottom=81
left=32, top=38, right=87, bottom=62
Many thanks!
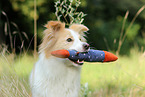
left=30, top=57, right=81, bottom=97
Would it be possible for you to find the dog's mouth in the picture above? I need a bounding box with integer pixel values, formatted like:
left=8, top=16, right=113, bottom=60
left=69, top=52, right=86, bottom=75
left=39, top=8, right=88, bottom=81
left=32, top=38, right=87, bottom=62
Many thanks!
left=68, top=49, right=87, bottom=66
left=74, top=59, right=84, bottom=65
left=70, top=59, right=84, bottom=66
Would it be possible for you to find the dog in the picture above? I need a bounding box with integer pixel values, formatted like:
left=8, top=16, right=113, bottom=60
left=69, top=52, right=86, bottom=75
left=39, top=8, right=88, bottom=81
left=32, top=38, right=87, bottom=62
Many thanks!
left=29, top=21, right=89, bottom=97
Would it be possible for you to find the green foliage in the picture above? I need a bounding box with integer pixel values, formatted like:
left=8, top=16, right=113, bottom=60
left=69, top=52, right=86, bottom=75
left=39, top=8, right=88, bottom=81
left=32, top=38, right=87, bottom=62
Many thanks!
left=0, top=0, right=145, bottom=54
left=10, top=0, right=48, bottom=20
left=54, top=0, right=86, bottom=25
left=127, top=23, right=140, bottom=41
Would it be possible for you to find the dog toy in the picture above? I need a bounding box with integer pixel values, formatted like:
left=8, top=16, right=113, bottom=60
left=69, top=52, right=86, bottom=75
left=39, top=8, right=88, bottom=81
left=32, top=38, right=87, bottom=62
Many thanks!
left=51, top=49, right=118, bottom=64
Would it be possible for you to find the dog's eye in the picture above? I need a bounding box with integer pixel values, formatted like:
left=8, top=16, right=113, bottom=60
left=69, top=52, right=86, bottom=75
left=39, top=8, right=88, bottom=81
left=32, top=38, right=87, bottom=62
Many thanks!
left=66, top=38, right=73, bottom=42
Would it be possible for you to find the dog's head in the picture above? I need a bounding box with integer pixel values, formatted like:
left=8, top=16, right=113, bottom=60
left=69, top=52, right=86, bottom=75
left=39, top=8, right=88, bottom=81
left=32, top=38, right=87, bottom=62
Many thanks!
left=39, top=21, right=89, bottom=66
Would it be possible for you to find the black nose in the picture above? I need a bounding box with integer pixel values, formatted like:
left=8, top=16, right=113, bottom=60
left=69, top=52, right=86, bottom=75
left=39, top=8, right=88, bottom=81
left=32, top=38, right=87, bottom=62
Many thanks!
left=83, top=43, right=90, bottom=50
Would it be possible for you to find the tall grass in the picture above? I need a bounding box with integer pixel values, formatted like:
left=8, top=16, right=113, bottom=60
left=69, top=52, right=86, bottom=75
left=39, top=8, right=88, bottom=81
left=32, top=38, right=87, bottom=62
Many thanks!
left=33, top=0, right=37, bottom=58
left=0, top=10, right=34, bottom=97
left=116, top=5, right=145, bottom=55
left=0, top=53, right=35, bottom=97
left=0, top=51, right=36, bottom=96
left=0, top=48, right=145, bottom=97
left=0, top=74, right=30, bottom=97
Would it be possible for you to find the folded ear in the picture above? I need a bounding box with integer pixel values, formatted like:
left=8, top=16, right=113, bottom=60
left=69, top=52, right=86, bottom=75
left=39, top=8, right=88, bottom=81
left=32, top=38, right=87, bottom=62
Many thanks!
left=45, top=21, right=65, bottom=32
left=69, top=24, right=89, bottom=34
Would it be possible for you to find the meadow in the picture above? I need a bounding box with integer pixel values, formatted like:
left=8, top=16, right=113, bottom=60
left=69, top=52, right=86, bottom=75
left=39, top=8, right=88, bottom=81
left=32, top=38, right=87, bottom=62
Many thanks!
left=0, top=48, right=145, bottom=97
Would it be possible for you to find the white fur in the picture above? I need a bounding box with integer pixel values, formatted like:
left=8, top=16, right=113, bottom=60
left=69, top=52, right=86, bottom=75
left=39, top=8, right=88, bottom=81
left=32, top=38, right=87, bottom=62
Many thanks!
left=68, top=29, right=84, bottom=52
left=30, top=29, right=84, bottom=97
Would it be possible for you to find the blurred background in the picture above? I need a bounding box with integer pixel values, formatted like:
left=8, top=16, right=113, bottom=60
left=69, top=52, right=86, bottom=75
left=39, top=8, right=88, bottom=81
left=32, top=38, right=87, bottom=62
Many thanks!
left=0, top=0, right=145, bottom=55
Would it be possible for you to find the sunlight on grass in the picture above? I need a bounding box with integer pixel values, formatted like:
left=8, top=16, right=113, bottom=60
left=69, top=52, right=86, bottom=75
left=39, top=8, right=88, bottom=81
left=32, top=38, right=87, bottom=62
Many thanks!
left=81, top=49, right=145, bottom=96
left=0, top=53, right=35, bottom=96
left=0, top=54, right=35, bottom=77
left=14, top=54, right=35, bottom=76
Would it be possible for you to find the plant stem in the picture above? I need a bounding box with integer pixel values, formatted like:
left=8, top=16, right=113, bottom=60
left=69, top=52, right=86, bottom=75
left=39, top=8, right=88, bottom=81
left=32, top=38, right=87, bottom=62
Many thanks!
left=116, top=5, right=145, bottom=55
left=122, top=6, right=145, bottom=44
left=116, top=11, right=129, bottom=55
left=2, top=11, right=14, bottom=54
left=34, top=0, right=37, bottom=58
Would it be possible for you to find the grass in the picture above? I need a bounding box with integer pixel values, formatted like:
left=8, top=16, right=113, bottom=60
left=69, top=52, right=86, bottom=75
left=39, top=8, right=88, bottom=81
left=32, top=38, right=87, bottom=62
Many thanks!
left=81, top=49, right=145, bottom=97
left=0, top=49, right=145, bottom=97
left=0, top=53, right=35, bottom=97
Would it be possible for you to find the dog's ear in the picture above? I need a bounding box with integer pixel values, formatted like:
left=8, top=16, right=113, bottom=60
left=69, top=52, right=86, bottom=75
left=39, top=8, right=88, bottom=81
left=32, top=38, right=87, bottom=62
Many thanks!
left=69, top=24, right=89, bottom=34
left=45, top=21, right=65, bottom=32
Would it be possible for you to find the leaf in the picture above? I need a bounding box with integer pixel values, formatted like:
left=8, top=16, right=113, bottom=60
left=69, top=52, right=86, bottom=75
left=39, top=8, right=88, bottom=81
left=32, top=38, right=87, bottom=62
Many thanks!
left=80, top=19, right=84, bottom=23
left=54, top=0, right=86, bottom=25
left=69, top=0, right=73, bottom=3
left=4, top=22, right=8, bottom=35
left=61, top=9, right=65, bottom=14
left=22, top=32, right=29, bottom=41
left=12, top=31, right=18, bottom=34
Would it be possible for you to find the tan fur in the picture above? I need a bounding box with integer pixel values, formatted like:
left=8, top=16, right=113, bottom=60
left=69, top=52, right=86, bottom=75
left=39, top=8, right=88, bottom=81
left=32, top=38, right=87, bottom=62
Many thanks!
left=69, top=24, right=89, bottom=34
left=39, top=21, right=75, bottom=58
left=69, top=24, right=89, bottom=42
left=45, top=21, right=65, bottom=32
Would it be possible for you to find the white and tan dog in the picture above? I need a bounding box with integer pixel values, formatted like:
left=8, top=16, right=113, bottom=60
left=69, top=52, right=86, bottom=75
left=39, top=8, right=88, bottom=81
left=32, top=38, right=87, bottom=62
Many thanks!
left=30, top=21, right=89, bottom=97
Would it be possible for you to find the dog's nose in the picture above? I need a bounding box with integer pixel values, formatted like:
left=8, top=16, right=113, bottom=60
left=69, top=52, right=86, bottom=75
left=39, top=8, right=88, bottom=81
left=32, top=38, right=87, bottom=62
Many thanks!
left=83, top=43, right=90, bottom=50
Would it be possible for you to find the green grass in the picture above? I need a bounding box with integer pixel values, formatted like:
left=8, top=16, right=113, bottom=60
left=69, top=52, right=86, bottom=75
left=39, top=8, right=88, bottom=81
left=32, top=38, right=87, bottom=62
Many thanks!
left=81, top=49, right=145, bottom=97
left=0, top=49, right=145, bottom=97
left=0, top=53, right=35, bottom=96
